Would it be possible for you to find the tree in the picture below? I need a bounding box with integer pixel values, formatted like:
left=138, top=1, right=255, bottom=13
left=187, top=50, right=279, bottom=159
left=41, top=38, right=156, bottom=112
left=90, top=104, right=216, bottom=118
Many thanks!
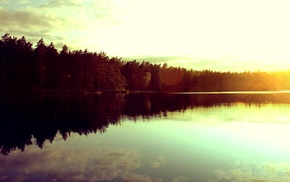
left=16, top=36, right=33, bottom=89
left=34, top=38, right=48, bottom=89
left=0, top=34, right=10, bottom=89
left=46, top=42, right=59, bottom=88
left=60, top=44, right=68, bottom=56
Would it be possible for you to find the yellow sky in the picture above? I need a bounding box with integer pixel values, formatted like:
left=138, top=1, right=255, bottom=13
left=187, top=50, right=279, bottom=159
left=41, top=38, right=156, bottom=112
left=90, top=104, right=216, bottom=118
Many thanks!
left=1, top=0, right=290, bottom=71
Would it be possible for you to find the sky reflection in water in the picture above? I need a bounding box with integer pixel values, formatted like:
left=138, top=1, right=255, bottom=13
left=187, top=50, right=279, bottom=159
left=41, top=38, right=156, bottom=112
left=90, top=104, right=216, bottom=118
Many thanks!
left=1, top=96, right=290, bottom=181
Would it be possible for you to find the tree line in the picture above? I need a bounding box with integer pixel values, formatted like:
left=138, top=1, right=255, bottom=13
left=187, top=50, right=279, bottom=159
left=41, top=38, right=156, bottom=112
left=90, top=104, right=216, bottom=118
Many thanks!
left=1, top=33, right=290, bottom=93
left=2, top=92, right=290, bottom=155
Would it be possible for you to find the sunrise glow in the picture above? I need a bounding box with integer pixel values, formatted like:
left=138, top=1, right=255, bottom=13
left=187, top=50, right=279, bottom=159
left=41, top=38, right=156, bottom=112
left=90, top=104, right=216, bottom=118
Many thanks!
left=1, top=0, right=290, bottom=71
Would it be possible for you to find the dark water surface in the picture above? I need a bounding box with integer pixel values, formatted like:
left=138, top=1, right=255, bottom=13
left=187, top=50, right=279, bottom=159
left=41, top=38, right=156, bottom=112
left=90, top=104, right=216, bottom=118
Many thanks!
left=1, top=93, right=290, bottom=182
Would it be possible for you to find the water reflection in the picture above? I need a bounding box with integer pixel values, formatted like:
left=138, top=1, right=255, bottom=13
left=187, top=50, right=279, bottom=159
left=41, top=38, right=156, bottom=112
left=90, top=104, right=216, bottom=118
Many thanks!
left=1, top=93, right=290, bottom=181
left=212, top=162, right=290, bottom=182
left=0, top=93, right=290, bottom=155
left=0, top=136, right=147, bottom=182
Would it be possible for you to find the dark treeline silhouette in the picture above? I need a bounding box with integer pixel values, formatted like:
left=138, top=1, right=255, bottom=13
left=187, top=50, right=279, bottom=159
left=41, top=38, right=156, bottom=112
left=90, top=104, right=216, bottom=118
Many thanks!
left=1, top=93, right=290, bottom=155
left=1, top=33, right=290, bottom=93
left=0, top=34, right=126, bottom=93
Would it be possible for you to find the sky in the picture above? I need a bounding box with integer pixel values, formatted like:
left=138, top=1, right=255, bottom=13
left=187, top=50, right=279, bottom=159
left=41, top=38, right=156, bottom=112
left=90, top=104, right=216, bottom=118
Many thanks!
left=1, top=0, right=290, bottom=72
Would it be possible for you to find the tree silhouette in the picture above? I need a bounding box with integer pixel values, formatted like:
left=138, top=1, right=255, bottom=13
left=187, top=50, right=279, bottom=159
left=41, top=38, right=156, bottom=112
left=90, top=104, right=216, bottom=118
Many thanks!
left=34, top=38, right=48, bottom=89
left=1, top=33, right=290, bottom=93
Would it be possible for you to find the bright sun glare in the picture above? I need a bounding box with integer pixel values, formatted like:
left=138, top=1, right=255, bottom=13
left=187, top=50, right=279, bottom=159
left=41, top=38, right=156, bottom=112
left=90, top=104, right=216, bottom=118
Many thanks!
left=2, top=0, right=290, bottom=71
left=97, top=0, right=290, bottom=71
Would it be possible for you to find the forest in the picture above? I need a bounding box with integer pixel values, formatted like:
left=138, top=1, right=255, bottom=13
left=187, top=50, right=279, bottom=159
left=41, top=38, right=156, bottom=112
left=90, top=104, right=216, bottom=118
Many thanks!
left=1, top=93, right=290, bottom=155
left=1, top=33, right=290, bottom=93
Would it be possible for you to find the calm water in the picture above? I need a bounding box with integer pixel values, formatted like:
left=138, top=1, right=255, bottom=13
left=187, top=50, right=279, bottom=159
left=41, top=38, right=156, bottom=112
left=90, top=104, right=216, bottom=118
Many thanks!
left=1, top=93, right=290, bottom=182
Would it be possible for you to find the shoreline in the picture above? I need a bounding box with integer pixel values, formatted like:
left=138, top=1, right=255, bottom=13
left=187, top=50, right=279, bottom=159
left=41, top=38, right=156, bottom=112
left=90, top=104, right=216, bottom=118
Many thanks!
left=1, top=89, right=290, bottom=96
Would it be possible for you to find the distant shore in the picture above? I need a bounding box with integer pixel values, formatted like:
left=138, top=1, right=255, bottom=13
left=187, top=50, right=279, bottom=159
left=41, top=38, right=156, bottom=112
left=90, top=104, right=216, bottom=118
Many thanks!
left=2, top=89, right=290, bottom=97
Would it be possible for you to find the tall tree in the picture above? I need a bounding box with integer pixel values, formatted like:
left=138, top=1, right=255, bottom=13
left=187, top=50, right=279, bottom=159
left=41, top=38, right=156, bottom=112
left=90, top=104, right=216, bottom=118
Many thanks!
left=34, top=38, right=47, bottom=89
left=16, top=36, right=33, bottom=89
left=47, top=42, right=59, bottom=88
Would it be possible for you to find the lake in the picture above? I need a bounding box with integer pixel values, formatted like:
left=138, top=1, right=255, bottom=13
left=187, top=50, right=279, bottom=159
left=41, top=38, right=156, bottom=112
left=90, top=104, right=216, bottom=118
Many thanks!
left=1, top=92, right=290, bottom=182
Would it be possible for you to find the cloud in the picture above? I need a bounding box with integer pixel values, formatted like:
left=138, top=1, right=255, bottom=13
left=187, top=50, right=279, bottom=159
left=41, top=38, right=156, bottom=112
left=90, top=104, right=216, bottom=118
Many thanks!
left=0, top=6, right=81, bottom=49
left=211, top=161, right=290, bottom=182
left=0, top=0, right=8, bottom=3
left=149, top=155, right=167, bottom=168
left=0, top=143, right=150, bottom=182
left=0, top=0, right=124, bottom=51
left=125, top=54, right=290, bottom=72
left=2, top=0, right=289, bottom=71
left=37, top=0, right=81, bottom=8
left=16, top=0, right=30, bottom=5
left=122, top=55, right=251, bottom=71
left=172, top=176, right=188, bottom=182
left=0, top=131, right=192, bottom=182
left=0, top=8, right=56, bottom=29
left=36, top=0, right=123, bottom=24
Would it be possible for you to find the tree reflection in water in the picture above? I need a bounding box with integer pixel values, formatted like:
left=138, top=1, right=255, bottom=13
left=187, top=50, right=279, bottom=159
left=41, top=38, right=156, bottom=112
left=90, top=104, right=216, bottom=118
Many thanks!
left=0, top=93, right=290, bottom=155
